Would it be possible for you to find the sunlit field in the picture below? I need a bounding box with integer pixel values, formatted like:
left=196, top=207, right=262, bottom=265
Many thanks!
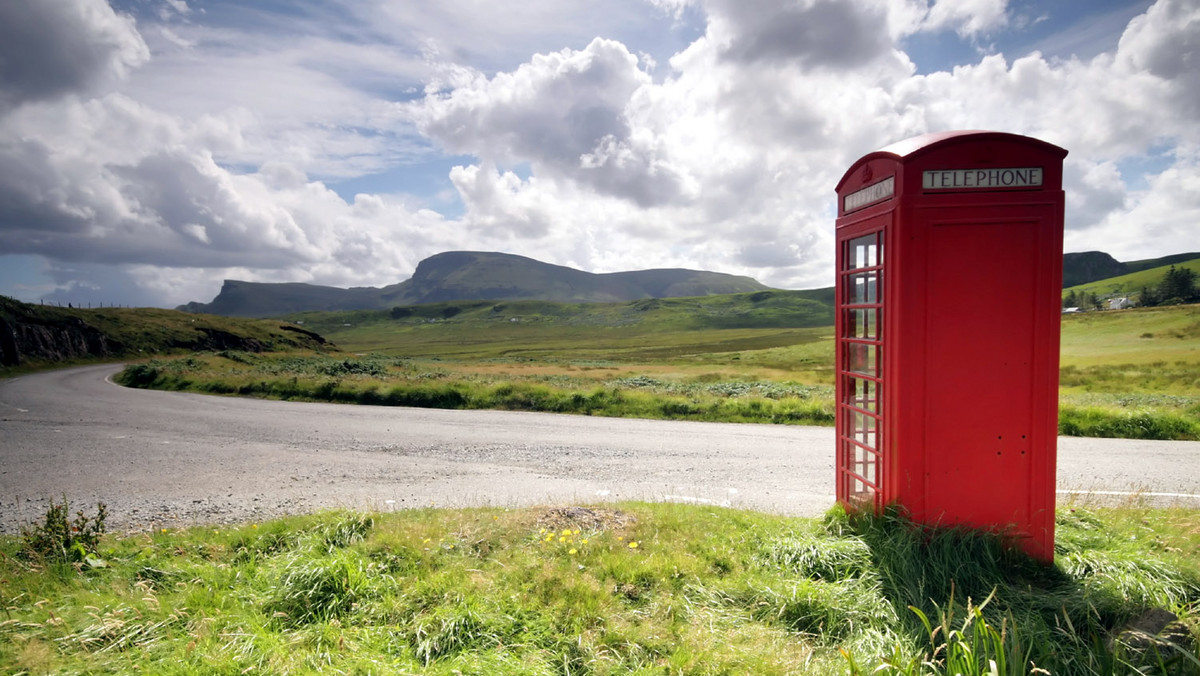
left=116, top=301, right=1200, bottom=439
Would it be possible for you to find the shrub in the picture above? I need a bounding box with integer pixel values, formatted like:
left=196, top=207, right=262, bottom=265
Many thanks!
left=20, top=497, right=108, bottom=564
left=118, top=363, right=160, bottom=387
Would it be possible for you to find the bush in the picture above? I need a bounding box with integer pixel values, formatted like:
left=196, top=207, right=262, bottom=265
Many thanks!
left=21, top=497, right=108, bottom=564
left=118, top=363, right=160, bottom=387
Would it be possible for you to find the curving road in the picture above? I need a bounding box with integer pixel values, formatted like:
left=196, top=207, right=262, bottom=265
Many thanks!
left=1, top=364, right=1197, bottom=533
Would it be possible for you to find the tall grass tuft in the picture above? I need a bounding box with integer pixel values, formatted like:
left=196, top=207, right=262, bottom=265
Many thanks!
left=267, top=549, right=379, bottom=625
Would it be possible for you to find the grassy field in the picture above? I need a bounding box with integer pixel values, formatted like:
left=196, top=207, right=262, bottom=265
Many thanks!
left=2, top=501, right=1197, bottom=675
left=115, top=301, right=1200, bottom=439
left=1057, top=305, right=1200, bottom=439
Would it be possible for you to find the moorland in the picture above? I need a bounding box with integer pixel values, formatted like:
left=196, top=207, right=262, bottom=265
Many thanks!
left=108, top=294, right=1200, bottom=441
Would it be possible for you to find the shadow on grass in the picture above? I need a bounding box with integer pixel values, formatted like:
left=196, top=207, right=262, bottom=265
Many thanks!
left=829, top=507, right=1200, bottom=676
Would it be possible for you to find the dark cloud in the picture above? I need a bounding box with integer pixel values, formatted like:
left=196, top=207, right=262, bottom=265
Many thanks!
left=0, top=0, right=148, bottom=113
left=0, top=139, right=89, bottom=236
left=712, top=0, right=891, bottom=70
left=0, top=137, right=308, bottom=270
left=40, top=262, right=164, bottom=308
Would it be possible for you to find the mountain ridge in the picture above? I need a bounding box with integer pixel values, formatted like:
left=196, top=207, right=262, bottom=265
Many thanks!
left=180, top=251, right=771, bottom=318
left=178, top=249, right=1200, bottom=319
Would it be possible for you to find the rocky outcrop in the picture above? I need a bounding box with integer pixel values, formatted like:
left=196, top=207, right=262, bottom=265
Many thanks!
left=0, top=295, right=330, bottom=368
left=0, top=314, right=115, bottom=367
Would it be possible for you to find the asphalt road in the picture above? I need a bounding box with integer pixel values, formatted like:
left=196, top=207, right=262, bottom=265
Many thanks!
left=1, top=364, right=1197, bottom=532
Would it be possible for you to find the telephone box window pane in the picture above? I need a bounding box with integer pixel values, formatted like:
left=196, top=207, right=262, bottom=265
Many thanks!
left=848, top=343, right=879, bottom=376
left=852, top=377, right=877, bottom=412
left=849, top=272, right=879, bottom=304
left=854, top=412, right=877, bottom=449
left=851, top=478, right=874, bottom=499
left=848, top=234, right=878, bottom=269
left=850, top=308, right=878, bottom=339
left=844, top=377, right=877, bottom=412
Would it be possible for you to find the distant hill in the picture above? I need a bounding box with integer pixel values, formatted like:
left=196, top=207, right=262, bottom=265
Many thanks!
left=177, top=249, right=1199, bottom=319
left=287, top=288, right=836, bottom=356
left=1062, top=251, right=1200, bottom=288
left=1063, top=257, right=1200, bottom=300
left=180, top=251, right=772, bottom=318
left=1, top=296, right=329, bottom=370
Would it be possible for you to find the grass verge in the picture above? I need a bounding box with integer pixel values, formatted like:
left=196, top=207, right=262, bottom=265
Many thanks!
left=1, top=503, right=1197, bottom=675
left=114, top=353, right=836, bottom=426
left=114, top=352, right=1200, bottom=439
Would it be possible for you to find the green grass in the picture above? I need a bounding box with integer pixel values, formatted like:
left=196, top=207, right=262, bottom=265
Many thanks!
left=114, top=302, right=1200, bottom=439
left=287, top=290, right=833, bottom=356
left=10, top=289, right=1196, bottom=439
left=2, top=503, right=1197, bottom=675
left=114, top=352, right=837, bottom=426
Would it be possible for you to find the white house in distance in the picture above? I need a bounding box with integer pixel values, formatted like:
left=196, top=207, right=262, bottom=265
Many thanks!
left=1108, top=297, right=1132, bottom=310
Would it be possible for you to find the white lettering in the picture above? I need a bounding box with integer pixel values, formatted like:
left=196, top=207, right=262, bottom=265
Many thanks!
left=843, top=176, right=895, bottom=212
left=922, top=167, right=1043, bottom=190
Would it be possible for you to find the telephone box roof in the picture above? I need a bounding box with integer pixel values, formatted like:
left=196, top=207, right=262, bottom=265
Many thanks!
left=836, top=130, right=1068, bottom=192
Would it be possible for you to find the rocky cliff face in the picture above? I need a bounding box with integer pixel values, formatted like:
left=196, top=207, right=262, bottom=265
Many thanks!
left=0, top=314, right=115, bottom=367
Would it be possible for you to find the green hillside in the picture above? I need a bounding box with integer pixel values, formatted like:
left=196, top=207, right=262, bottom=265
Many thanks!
left=288, top=290, right=833, bottom=359
left=1124, top=251, right=1200, bottom=273
left=1063, top=257, right=1200, bottom=300
left=0, top=296, right=329, bottom=373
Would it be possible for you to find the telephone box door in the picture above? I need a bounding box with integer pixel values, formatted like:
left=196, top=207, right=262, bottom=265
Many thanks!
left=836, top=221, right=886, bottom=509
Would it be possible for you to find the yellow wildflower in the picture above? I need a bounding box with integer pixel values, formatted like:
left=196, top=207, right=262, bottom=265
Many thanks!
left=628, top=541, right=639, bottom=549
left=569, top=548, right=578, bottom=555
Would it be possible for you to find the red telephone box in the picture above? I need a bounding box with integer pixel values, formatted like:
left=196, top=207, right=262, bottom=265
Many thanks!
left=834, top=130, right=1067, bottom=561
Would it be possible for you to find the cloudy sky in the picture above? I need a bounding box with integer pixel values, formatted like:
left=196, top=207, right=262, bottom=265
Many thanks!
left=1, top=0, right=1197, bottom=308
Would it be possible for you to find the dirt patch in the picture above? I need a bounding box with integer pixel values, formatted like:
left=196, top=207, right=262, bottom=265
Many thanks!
left=536, top=506, right=637, bottom=533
